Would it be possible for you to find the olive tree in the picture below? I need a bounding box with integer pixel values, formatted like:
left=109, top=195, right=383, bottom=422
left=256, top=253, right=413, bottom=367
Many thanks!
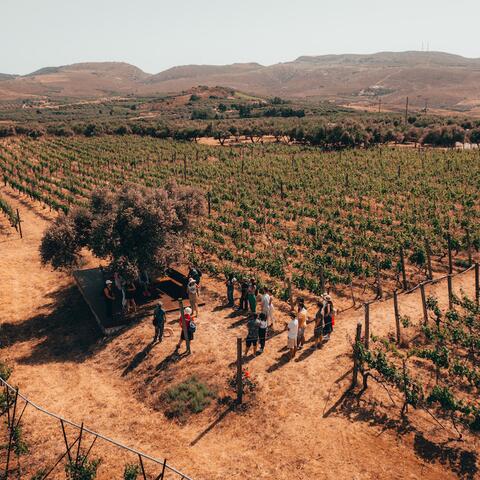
left=40, top=182, right=205, bottom=279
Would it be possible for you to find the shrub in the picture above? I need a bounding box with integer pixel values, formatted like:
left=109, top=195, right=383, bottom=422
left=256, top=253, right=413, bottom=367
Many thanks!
left=0, top=360, right=12, bottom=381
left=162, top=376, right=215, bottom=422
left=123, top=464, right=140, bottom=480
left=65, top=455, right=101, bottom=480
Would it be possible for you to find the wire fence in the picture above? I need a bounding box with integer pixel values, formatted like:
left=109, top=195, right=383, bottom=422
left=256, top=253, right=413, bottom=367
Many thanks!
left=0, top=377, right=193, bottom=480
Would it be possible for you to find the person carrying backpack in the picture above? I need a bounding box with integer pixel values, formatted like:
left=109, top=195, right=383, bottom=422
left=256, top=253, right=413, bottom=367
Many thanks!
left=176, top=307, right=195, bottom=352
left=245, top=314, right=259, bottom=356
left=152, top=301, right=166, bottom=343
left=257, top=312, right=268, bottom=354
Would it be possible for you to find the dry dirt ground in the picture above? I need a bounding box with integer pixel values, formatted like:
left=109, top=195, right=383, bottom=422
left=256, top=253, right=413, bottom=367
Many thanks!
left=0, top=185, right=479, bottom=480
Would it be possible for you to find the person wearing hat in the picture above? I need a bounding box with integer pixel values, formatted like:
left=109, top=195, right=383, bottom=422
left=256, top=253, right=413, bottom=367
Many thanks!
left=187, top=277, right=200, bottom=316
left=176, top=306, right=194, bottom=352
left=103, top=280, right=115, bottom=320
left=323, top=294, right=334, bottom=340
left=152, top=301, right=166, bottom=343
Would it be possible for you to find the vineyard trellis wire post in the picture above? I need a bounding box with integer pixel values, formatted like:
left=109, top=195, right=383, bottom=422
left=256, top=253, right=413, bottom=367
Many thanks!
left=351, top=322, right=363, bottom=389
left=475, top=262, right=479, bottom=305
left=447, top=234, right=453, bottom=275
left=16, top=208, right=22, bottom=239
left=393, top=290, right=401, bottom=343
left=178, top=298, right=190, bottom=354
left=447, top=275, right=453, bottom=310
left=425, top=238, right=433, bottom=280
left=4, top=387, right=19, bottom=479
left=399, top=247, right=407, bottom=290
left=0, top=378, right=192, bottom=480
left=364, top=303, right=370, bottom=350
left=466, top=228, right=472, bottom=266
left=420, top=283, right=428, bottom=325
left=236, top=337, right=243, bottom=405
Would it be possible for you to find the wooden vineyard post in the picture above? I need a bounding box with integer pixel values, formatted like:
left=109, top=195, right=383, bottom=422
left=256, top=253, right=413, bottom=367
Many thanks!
left=241, top=149, right=244, bottom=174
left=319, top=266, right=325, bottom=294
left=399, top=247, right=408, bottom=290
left=287, top=277, right=294, bottom=312
left=207, top=192, right=211, bottom=217
left=364, top=303, right=370, bottom=350
left=393, top=290, right=401, bottom=344
left=420, top=283, right=428, bottom=325
left=236, top=337, right=243, bottom=405
left=350, top=282, right=356, bottom=307
left=447, top=234, right=453, bottom=274
left=351, top=322, right=363, bottom=389
left=16, top=208, right=23, bottom=239
left=375, top=260, right=383, bottom=299
left=447, top=275, right=453, bottom=310
left=466, top=229, right=473, bottom=266
left=425, top=238, right=433, bottom=280
left=4, top=387, right=19, bottom=479
left=178, top=298, right=190, bottom=354
left=475, top=263, right=479, bottom=305
left=196, top=149, right=199, bottom=162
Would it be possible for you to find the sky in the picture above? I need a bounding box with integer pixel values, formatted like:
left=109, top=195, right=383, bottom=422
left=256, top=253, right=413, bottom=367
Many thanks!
left=3, top=0, right=480, bottom=75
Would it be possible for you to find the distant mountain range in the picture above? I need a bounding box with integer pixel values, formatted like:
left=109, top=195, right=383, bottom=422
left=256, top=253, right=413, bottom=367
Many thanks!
left=2, top=51, right=480, bottom=113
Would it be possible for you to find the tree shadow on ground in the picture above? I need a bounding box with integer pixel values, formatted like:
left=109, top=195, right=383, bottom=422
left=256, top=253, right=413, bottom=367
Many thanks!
left=1, top=285, right=101, bottom=365
left=323, top=389, right=478, bottom=480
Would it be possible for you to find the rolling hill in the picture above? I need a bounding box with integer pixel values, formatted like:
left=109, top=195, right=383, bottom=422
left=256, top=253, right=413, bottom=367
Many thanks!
left=2, top=51, right=480, bottom=112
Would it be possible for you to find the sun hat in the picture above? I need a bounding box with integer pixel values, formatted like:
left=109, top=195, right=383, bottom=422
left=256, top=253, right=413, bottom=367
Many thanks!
left=184, top=307, right=192, bottom=315
left=325, top=294, right=332, bottom=301
left=106, top=280, right=112, bottom=285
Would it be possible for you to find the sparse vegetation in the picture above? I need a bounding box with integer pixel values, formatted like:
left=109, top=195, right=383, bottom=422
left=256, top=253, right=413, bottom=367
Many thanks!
left=162, top=376, right=215, bottom=422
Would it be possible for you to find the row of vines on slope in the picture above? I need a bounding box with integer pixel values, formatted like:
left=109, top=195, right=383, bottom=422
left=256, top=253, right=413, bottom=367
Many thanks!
left=0, top=136, right=479, bottom=301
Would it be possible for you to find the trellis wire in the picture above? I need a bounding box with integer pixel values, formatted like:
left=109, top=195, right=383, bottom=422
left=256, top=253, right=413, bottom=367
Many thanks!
left=0, top=377, right=193, bottom=480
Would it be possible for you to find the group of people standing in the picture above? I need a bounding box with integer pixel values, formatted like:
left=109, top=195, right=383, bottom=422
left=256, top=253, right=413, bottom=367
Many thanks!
left=227, top=275, right=335, bottom=361
left=117, top=265, right=336, bottom=362
left=287, top=294, right=335, bottom=360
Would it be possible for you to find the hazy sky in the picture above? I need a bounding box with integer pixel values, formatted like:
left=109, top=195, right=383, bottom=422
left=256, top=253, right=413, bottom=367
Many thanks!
left=3, top=0, right=480, bottom=75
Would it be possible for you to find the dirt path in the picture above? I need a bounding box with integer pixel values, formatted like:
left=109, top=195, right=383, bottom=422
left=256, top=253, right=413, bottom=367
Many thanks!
left=0, top=186, right=478, bottom=480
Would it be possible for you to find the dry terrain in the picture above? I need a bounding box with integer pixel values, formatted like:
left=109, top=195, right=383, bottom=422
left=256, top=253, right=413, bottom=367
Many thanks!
left=2, top=51, right=480, bottom=112
left=0, top=185, right=479, bottom=479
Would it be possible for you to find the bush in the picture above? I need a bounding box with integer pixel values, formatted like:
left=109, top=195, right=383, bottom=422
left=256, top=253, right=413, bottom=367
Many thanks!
left=65, top=455, right=101, bottom=480
left=123, top=464, right=140, bottom=480
left=0, top=360, right=12, bottom=381
left=162, top=377, right=215, bottom=422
